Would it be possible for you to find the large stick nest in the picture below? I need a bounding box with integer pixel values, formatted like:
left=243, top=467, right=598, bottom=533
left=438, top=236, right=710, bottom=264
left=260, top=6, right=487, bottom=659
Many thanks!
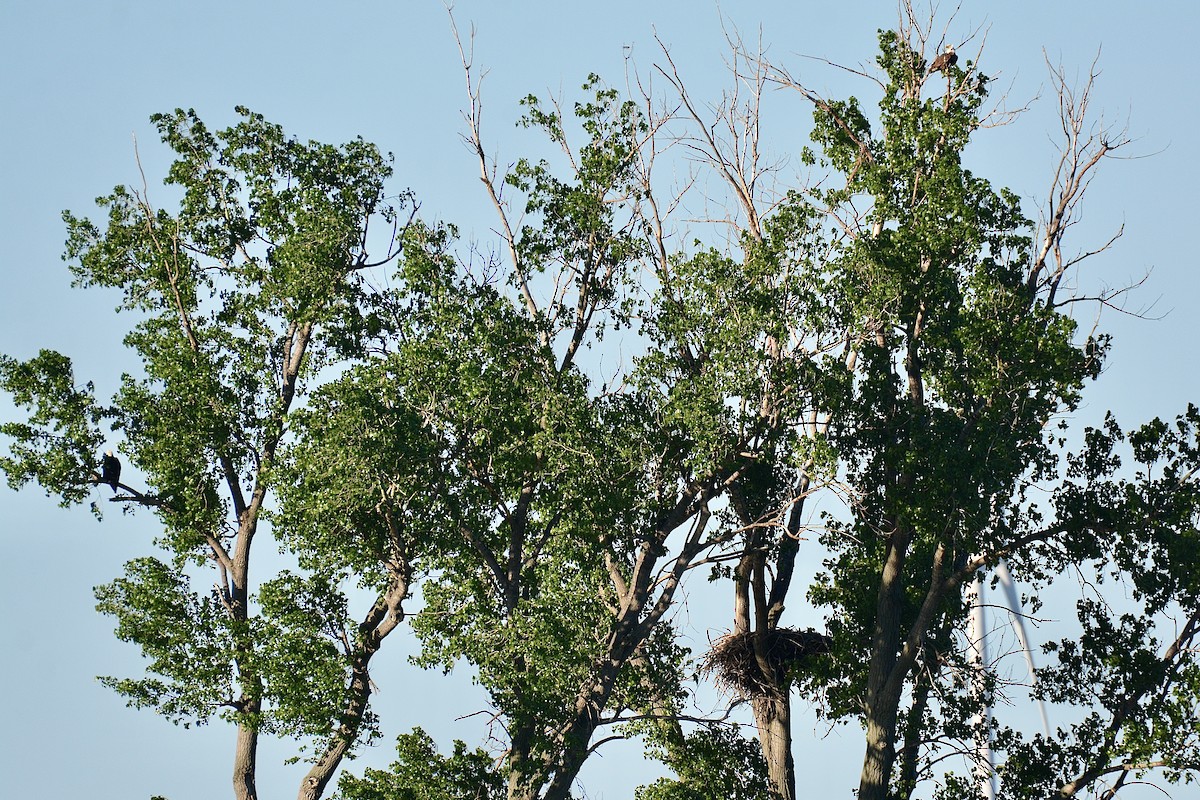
left=701, top=628, right=832, bottom=699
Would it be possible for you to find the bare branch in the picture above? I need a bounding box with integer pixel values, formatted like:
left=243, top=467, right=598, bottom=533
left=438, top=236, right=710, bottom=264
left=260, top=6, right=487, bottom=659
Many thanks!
left=448, top=12, right=544, bottom=338
left=1029, top=49, right=1132, bottom=306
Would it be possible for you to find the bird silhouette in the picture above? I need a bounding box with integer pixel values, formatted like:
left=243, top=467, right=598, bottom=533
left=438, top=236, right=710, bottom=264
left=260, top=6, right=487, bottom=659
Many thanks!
left=101, top=450, right=121, bottom=493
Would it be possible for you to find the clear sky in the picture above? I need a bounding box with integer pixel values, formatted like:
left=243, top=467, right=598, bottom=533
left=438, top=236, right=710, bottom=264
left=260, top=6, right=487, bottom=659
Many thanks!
left=2, top=2, right=1198, bottom=799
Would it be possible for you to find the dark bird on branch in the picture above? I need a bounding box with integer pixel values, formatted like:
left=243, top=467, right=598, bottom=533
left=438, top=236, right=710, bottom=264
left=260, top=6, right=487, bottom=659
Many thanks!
left=928, top=45, right=958, bottom=75
left=101, top=450, right=121, bottom=493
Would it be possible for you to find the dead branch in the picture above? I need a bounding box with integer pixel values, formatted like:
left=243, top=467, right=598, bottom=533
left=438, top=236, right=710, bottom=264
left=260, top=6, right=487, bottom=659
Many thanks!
left=448, top=12, right=543, bottom=337
left=1028, top=49, right=1131, bottom=307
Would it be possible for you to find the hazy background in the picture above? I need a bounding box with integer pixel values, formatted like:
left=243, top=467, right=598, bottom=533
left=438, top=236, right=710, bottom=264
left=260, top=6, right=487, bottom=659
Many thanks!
left=2, top=2, right=1197, bottom=798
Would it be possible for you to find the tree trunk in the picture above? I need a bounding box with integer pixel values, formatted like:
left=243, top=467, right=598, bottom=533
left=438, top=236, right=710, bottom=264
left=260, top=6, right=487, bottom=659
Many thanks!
left=857, top=519, right=914, bottom=800
left=860, top=713, right=898, bottom=800
left=752, top=694, right=795, bottom=800
left=732, top=533, right=800, bottom=800
left=541, top=662, right=616, bottom=800
left=506, top=716, right=540, bottom=800
left=230, top=537, right=260, bottom=800
left=233, top=718, right=259, bottom=800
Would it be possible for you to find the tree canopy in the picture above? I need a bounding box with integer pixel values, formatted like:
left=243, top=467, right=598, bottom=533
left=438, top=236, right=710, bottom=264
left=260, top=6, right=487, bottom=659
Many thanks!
left=3, top=8, right=1198, bottom=800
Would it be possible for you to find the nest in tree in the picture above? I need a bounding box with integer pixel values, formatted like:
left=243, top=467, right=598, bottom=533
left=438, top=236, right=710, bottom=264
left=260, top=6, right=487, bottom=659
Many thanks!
left=701, top=628, right=832, bottom=699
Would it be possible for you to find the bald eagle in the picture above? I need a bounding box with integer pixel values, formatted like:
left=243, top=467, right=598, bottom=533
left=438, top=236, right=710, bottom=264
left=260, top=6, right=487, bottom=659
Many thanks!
left=101, top=450, right=121, bottom=492
left=929, top=45, right=958, bottom=75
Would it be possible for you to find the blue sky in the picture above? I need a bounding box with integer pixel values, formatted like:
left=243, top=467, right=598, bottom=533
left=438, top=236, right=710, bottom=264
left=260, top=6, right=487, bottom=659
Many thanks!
left=2, top=2, right=1197, bottom=798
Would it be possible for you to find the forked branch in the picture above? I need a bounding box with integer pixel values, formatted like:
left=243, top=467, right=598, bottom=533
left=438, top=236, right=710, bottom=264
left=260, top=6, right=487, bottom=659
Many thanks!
left=1029, top=50, right=1131, bottom=305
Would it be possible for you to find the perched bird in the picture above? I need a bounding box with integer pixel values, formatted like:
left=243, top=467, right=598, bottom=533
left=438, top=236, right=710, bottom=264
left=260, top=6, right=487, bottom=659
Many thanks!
left=928, top=45, right=958, bottom=75
left=101, top=450, right=121, bottom=492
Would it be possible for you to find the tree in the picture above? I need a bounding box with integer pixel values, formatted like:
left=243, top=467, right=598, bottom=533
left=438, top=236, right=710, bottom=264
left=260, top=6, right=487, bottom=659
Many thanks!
left=689, top=14, right=1199, bottom=800
left=4, top=7, right=1198, bottom=800
left=1, top=107, right=418, bottom=800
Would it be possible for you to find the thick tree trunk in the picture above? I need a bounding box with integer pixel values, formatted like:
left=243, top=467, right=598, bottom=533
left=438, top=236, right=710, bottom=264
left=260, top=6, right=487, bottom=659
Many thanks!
left=506, top=768, right=541, bottom=800
left=541, top=661, right=617, bottom=800
left=501, top=483, right=714, bottom=799
left=860, top=715, right=898, bottom=800
left=230, top=537, right=260, bottom=800
left=544, top=536, right=693, bottom=800
left=506, top=716, right=540, bottom=800
left=752, top=694, right=795, bottom=800
left=857, top=519, right=913, bottom=800
left=732, top=541, right=800, bottom=799
left=233, top=719, right=259, bottom=800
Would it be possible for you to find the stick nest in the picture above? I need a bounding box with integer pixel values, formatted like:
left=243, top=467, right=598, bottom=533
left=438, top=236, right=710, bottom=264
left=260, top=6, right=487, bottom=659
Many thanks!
left=701, top=628, right=832, bottom=699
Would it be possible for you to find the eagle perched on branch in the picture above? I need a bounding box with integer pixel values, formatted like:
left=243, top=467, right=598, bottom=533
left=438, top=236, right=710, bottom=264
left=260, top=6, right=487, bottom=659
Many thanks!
left=928, top=45, right=958, bottom=74
left=101, top=450, right=121, bottom=492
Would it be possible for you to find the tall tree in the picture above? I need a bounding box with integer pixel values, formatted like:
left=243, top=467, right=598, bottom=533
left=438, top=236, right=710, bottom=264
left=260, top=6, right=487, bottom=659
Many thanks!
left=355, top=64, right=813, bottom=798
left=640, top=9, right=1199, bottom=799
left=1, top=107, right=417, bottom=800
left=730, top=18, right=1200, bottom=800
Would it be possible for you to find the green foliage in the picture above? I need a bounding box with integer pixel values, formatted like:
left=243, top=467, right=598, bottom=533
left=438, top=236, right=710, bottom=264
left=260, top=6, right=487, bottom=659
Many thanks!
left=256, top=571, right=358, bottom=739
left=799, top=24, right=1097, bottom=714
left=336, top=728, right=504, bottom=800
left=94, top=558, right=235, bottom=725
left=982, top=406, right=1200, bottom=799
left=0, top=349, right=106, bottom=507
left=510, top=76, right=648, bottom=336
left=273, top=363, right=441, bottom=588
left=777, top=24, right=1199, bottom=800
left=636, top=727, right=772, bottom=800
